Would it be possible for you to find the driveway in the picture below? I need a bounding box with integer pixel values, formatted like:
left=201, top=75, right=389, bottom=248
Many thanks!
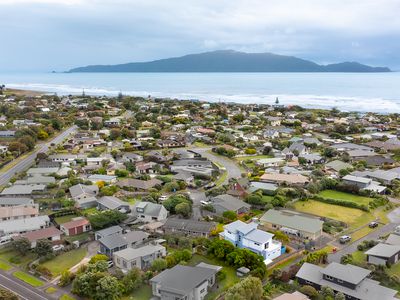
left=189, top=189, right=207, bottom=221
left=190, top=147, right=242, bottom=185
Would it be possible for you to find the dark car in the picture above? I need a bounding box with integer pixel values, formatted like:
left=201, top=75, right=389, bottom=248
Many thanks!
left=369, top=222, right=378, bottom=228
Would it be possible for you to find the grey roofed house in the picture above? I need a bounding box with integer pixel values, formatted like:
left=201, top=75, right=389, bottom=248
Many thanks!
left=321, top=262, right=371, bottom=285
left=163, top=218, right=216, bottom=237
left=76, top=196, right=98, bottom=209
left=14, top=175, right=56, bottom=185
left=0, top=215, right=50, bottom=235
left=69, top=184, right=99, bottom=199
left=296, top=262, right=398, bottom=300
left=210, top=194, right=250, bottom=214
left=330, top=143, right=374, bottom=152
left=97, top=196, right=130, bottom=212
left=99, top=231, right=149, bottom=256
left=87, top=174, right=117, bottom=182
left=36, top=160, right=61, bottom=168
left=27, top=167, right=59, bottom=176
left=355, top=155, right=395, bottom=166
left=325, top=160, right=352, bottom=172
left=113, top=243, right=166, bottom=270
left=132, top=201, right=168, bottom=222
left=0, top=197, right=34, bottom=207
left=248, top=181, right=278, bottom=194
left=365, top=243, right=400, bottom=264
left=1, top=185, right=46, bottom=196
left=116, top=178, right=162, bottom=190
left=260, top=209, right=323, bottom=240
left=150, top=264, right=219, bottom=299
left=95, top=225, right=123, bottom=240
left=0, top=130, right=16, bottom=137
left=347, top=150, right=377, bottom=158
left=386, top=234, right=400, bottom=246
left=351, top=170, right=400, bottom=184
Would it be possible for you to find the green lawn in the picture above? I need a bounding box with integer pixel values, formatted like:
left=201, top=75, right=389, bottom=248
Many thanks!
left=188, top=254, right=239, bottom=300
left=59, top=294, right=76, bottom=300
left=64, top=232, right=91, bottom=243
left=235, top=155, right=273, bottom=162
left=387, top=260, right=400, bottom=276
left=0, top=260, right=12, bottom=271
left=294, top=200, right=374, bottom=227
left=129, top=284, right=153, bottom=300
left=0, top=248, right=35, bottom=268
left=215, top=171, right=228, bottom=186
left=13, top=271, right=44, bottom=287
left=318, top=190, right=373, bottom=206
left=54, top=214, right=79, bottom=224
left=351, top=251, right=366, bottom=264
left=41, top=247, right=87, bottom=277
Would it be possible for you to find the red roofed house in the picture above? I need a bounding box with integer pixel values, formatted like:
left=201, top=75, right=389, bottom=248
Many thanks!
left=60, top=217, right=91, bottom=236
left=22, top=226, right=63, bottom=248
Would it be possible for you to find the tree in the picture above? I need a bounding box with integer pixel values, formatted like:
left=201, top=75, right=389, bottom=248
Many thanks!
left=335, top=292, right=346, bottom=300
left=151, top=258, right=167, bottom=272
left=88, top=210, right=127, bottom=230
left=93, top=274, right=122, bottom=300
left=89, top=254, right=109, bottom=264
left=35, top=239, right=53, bottom=257
left=175, top=202, right=191, bottom=218
left=321, top=286, right=335, bottom=299
left=225, top=276, right=263, bottom=300
left=299, top=285, right=318, bottom=298
left=121, top=268, right=142, bottom=294
left=11, top=238, right=31, bottom=256
left=37, top=130, right=49, bottom=140
left=8, top=142, right=28, bottom=155
left=109, top=128, right=121, bottom=140
left=222, top=210, right=237, bottom=221
left=59, top=270, right=74, bottom=287
left=0, top=287, right=18, bottom=300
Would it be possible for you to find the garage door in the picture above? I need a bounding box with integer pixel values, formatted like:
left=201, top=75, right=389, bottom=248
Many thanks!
left=368, top=255, right=387, bottom=265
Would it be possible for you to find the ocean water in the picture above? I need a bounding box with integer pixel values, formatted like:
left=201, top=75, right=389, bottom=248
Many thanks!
left=0, top=72, right=400, bottom=113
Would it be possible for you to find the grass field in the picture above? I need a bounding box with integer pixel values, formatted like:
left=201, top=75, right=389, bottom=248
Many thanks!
left=59, top=294, right=76, bottom=300
left=13, top=271, right=44, bottom=287
left=0, top=248, right=35, bottom=268
left=0, top=260, right=12, bottom=271
left=45, top=287, right=58, bottom=294
left=41, top=247, right=87, bottom=277
left=128, top=284, right=153, bottom=300
left=188, top=254, right=239, bottom=300
left=215, top=171, right=228, bottom=186
left=293, top=200, right=374, bottom=227
left=235, top=155, right=273, bottom=162
left=318, top=190, right=373, bottom=206
left=54, top=214, right=79, bottom=224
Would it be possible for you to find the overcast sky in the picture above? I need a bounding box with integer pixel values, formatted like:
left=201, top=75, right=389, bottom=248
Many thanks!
left=1, top=0, right=400, bottom=72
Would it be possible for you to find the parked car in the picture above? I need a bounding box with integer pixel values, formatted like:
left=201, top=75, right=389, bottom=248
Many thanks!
left=204, top=183, right=216, bottom=190
left=339, top=235, right=351, bottom=244
left=159, top=195, right=168, bottom=201
left=369, top=222, right=378, bottom=228
left=52, top=244, right=65, bottom=252
left=200, top=200, right=211, bottom=206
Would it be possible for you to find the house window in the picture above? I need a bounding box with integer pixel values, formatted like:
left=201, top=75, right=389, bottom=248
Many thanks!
left=264, top=243, right=269, bottom=249
left=131, top=261, right=136, bottom=267
left=254, top=242, right=260, bottom=246
left=200, top=288, right=206, bottom=293
left=123, top=261, right=127, bottom=268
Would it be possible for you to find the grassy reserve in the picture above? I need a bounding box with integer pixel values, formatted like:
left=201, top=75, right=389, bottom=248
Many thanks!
left=41, top=247, right=87, bottom=277
left=13, top=271, right=44, bottom=287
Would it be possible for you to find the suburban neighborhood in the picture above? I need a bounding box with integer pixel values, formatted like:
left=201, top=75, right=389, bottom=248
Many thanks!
left=0, top=89, right=398, bottom=300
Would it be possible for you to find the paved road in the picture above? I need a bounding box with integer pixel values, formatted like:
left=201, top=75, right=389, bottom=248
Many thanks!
left=191, top=147, right=243, bottom=185
left=0, top=271, right=50, bottom=300
left=329, top=219, right=400, bottom=263
left=0, top=125, right=77, bottom=186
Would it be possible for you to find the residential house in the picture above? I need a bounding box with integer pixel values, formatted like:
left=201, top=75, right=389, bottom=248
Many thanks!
left=260, top=173, right=309, bottom=186
left=209, top=194, right=250, bottom=215
left=60, top=217, right=91, bottom=236
left=365, top=243, right=400, bottom=265
left=324, top=160, right=352, bottom=174
left=121, top=153, right=143, bottom=163
left=116, top=178, right=162, bottom=191
left=0, top=197, right=34, bottom=207
left=113, top=244, right=166, bottom=272
left=150, top=264, right=220, bottom=300
left=0, top=185, right=46, bottom=197
left=69, top=184, right=99, bottom=208
left=87, top=174, right=117, bottom=184
left=0, top=204, right=39, bottom=222
left=98, top=231, right=149, bottom=256
left=273, top=292, right=309, bottom=300
left=296, top=262, right=398, bottom=300
left=220, top=220, right=282, bottom=262
left=260, top=209, right=323, bottom=241
left=0, top=215, right=50, bottom=236
left=95, top=225, right=123, bottom=241
left=97, top=196, right=130, bottom=213
left=256, top=157, right=285, bottom=168
left=22, top=226, right=63, bottom=248
left=163, top=218, right=216, bottom=238
left=248, top=182, right=278, bottom=195
left=170, top=158, right=215, bottom=177
left=342, top=174, right=386, bottom=194
left=132, top=202, right=168, bottom=223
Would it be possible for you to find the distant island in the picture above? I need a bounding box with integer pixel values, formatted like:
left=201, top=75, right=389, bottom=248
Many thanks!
left=68, top=50, right=391, bottom=73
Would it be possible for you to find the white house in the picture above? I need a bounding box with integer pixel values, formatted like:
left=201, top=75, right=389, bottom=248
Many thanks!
left=220, top=220, right=282, bottom=264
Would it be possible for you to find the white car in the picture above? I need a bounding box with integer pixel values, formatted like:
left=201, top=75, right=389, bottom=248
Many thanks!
left=52, top=244, right=65, bottom=251
left=200, top=200, right=211, bottom=206
left=159, top=195, right=168, bottom=201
